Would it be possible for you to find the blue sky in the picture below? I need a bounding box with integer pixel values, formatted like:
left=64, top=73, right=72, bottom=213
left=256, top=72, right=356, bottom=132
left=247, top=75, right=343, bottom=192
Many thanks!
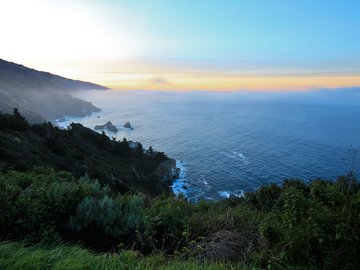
left=1, top=0, right=360, bottom=90
left=104, top=0, right=360, bottom=60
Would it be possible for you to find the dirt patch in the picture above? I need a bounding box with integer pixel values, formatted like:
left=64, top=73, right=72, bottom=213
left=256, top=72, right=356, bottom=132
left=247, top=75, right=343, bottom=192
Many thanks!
left=188, top=230, right=259, bottom=263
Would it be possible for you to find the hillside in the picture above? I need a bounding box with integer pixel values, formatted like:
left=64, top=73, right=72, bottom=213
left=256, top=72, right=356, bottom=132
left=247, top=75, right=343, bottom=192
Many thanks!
left=0, top=59, right=108, bottom=122
left=0, top=110, right=174, bottom=195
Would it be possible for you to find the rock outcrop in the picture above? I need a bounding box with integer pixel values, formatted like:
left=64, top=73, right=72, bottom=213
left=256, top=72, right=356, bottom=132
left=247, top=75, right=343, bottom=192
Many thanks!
left=154, top=159, right=178, bottom=185
left=128, top=140, right=140, bottom=149
left=94, top=121, right=118, bottom=132
left=123, top=122, right=133, bottom=129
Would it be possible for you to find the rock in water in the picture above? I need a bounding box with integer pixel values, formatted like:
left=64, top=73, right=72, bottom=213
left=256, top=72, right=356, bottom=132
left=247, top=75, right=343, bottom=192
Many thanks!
left=94, top=121, right=118, bottom=132
left=123, top=122, right=133, bottom=129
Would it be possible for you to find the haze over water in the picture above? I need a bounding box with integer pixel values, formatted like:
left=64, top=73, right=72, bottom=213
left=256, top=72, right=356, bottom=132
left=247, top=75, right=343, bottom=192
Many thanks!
left=57, top=90, right=360, bottom=202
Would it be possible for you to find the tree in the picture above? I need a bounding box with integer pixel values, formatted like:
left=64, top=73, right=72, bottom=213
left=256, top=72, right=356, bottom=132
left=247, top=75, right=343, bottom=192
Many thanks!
left=135, top=143, right=144, bottom=159
left=11, top=108, right=28, bottom=131
left=148, top=146, right=154, bottom=156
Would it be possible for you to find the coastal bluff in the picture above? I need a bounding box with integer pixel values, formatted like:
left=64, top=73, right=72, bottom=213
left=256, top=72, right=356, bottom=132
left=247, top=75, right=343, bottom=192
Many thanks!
left=0, top=111, right=174, bottom=195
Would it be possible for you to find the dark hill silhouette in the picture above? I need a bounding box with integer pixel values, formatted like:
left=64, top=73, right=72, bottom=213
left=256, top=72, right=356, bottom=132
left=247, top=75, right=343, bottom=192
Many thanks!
left=0, top=58, right=109, bottom=122
left=0, top=110, right=174, bottom=195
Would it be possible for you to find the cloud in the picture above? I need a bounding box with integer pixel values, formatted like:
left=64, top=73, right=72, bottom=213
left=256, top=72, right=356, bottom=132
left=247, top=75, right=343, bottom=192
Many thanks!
left=152, top=76, right=169, bottom=84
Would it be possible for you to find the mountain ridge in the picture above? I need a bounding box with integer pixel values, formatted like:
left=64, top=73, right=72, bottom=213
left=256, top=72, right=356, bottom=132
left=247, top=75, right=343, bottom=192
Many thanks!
left=0, top=58, right=109, bottom=92
left=0, top=58, right=108, bottom=123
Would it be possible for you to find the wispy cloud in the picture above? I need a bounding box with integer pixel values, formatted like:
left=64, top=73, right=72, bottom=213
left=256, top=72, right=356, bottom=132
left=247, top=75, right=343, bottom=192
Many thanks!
left=151, top=76, right=169, bottom=84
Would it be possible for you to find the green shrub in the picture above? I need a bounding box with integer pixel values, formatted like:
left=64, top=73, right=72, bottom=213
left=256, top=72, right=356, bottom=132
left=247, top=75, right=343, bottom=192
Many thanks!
left=0, top=165, right=359, bottom=269
left=0, top=168, right=91, bottom=243
left=68, top=193, right=146, bottom=250
left=140, top=196, right=193, bottom=253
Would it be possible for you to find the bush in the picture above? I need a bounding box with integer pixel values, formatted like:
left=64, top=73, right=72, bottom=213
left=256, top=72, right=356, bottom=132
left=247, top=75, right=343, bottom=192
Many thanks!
left=0, top=168, right=91, bottom=243
left=140, top=196, right=193, bottom=253
left=0, top=166, right=359, bottom=269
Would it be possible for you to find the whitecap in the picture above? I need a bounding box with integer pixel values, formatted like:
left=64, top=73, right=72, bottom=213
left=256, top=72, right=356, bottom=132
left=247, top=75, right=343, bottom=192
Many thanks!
left=171, top=160, right=189, bottom=197
left=171, top=161, right=207, bottom=203
left=218, top=191, right=231, bottom=199
left=220, top=150, right=249, bottom=164
left=231, top=151, right=246, bottom=159
left=218, top=189, right=245, bottom=199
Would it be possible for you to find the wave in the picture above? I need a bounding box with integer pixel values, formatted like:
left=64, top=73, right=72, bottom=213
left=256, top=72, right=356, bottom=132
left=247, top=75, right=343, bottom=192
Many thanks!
left=203, top=180, right=211, bottom=190
left=171, top=160, right=188, bottom=197
left=171, top=160, right=208, bottom=202
left=220, top=150, right=249, bottom=164
left=231, top=151, right=246, bottom=160
left=218, top=190, right=245, bottom=199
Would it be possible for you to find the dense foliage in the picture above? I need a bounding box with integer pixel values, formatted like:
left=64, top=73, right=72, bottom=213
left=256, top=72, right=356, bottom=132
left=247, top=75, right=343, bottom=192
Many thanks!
left=0, top=167, right=359, bottom=269
left=0, top=110, right=169, bottom=195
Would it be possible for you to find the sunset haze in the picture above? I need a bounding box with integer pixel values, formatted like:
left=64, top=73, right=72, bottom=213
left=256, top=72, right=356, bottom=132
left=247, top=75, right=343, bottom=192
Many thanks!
left=1, top=0, right=359, bottom=91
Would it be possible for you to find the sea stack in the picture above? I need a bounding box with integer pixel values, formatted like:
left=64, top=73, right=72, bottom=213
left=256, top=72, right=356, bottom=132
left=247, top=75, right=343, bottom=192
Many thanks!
left=123, top=122, right=134, bottom=129
left=94, top=121, right=118, bottom=132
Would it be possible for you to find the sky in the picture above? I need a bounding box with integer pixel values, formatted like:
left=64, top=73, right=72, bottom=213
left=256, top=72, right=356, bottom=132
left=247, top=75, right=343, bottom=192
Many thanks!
left=1, top=0, right=360, bottom=91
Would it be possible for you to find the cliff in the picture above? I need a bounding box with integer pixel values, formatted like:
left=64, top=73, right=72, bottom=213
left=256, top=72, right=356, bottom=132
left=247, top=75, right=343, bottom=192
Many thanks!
left=154, top=159, right=178, bottom=185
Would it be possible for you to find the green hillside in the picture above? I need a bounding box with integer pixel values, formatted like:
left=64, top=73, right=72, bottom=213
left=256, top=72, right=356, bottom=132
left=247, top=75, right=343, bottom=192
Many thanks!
left=0, top=110, right=172, bottom=195
left=0, top=110, right=359, bottom=269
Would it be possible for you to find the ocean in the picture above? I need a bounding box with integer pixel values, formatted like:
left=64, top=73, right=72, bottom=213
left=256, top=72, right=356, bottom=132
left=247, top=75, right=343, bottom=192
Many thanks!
left=56, top=90, right=360, bottom=202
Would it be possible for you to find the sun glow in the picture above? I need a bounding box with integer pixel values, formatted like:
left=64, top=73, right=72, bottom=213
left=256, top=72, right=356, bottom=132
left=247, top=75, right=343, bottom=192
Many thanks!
left=0, top=0, right=141, bottom=64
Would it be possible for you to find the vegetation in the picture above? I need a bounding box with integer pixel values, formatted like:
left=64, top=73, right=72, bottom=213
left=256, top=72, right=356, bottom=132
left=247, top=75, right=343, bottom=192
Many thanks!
left=0, top=167, right=359, bottom=269
left=0, top=110, right=170, bottom=195
left=0, top=110, right=359, bottom=269
left=0, top=241, right=251, bottom=270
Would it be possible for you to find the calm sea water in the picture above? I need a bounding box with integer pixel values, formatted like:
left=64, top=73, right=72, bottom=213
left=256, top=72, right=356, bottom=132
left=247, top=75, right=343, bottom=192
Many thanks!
left=56, top=90, right=360, bottom=201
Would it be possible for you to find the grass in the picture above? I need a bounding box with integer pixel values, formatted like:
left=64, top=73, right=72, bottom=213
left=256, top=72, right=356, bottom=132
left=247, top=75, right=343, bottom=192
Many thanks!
left=0, top=241, right=254, bottom=270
